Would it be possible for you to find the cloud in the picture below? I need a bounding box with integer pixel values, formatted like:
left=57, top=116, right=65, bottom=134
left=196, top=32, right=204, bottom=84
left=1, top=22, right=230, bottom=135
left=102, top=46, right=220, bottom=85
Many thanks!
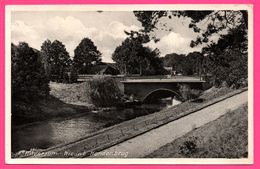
left=11, top=21, right=42, bottom=50
left=144, top=32, right=201, bottom=56
left=107, top=21, right=140, bottom=39
left=11, top=16, right=140, bottom=62
left=100, top=48, right=114, bottom=63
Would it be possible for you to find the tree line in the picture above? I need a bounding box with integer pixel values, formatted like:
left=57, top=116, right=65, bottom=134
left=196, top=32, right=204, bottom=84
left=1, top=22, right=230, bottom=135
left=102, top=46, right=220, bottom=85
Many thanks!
left=11, top=10, right=248, bottom=117
left=40, top=37, right=103, bottom=83
left=11, top=10, right=248, bottom=124
left=134, top=10, right=248, bottom=88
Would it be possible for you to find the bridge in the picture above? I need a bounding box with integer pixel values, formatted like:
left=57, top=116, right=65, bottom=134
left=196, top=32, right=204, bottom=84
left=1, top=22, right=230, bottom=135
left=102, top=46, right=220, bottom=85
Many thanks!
left=121, top=78, right=206, bottom=102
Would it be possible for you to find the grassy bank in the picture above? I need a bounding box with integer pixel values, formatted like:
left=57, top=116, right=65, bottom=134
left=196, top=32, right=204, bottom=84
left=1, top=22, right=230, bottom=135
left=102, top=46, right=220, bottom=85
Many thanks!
left=146, top=103, right=248, bottom=158
left=13, top=78, right=123, bottom=126
left=49, top=82, right=92, bottom=106
left=12, top=82, right=95, bottom=126
left=12, top=95, right=93, bottom=126
left=12, top=86, right=244, bottom=158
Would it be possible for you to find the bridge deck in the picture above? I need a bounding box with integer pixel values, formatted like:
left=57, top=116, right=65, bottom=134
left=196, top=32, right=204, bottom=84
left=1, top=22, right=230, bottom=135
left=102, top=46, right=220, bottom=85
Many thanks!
left=122, top=78, right=205, bottom=83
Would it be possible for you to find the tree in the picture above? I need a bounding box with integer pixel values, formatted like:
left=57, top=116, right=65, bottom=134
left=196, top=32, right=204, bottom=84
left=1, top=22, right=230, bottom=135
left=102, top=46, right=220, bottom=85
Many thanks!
left=134, top=10, right=248, bottom=87
left=186, top=52, right=204, bottom=76
left=12, top=42, right=50, bottom=116
left=202, top=24, right=248, bottom=88
left=112, top=36, right=165, bottom=75
left=40, top=39, right=53, bottom=78
left=163, top=52, right=203, bottom=76
left=41, top=40, right=72, bottom=82
left=73, top=37, right=102, bottom=74
left=163, top=53, right=185, bottom=74
left=134, top=10, right=247, bottom=48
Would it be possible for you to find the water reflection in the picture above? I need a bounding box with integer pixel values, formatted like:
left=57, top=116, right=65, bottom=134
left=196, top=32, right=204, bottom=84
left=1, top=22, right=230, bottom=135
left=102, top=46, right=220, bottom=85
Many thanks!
left=12, top=99, right=181, bottom=153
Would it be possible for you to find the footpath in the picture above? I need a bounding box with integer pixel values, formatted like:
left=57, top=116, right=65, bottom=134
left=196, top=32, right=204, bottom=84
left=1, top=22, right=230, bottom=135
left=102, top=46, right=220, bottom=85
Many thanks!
left=27, top=88, right=248, bottom=158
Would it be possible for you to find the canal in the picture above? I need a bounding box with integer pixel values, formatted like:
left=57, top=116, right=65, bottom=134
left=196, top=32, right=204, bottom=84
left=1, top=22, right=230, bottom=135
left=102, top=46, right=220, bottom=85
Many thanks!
left=12, top=99, right=181, bottom=153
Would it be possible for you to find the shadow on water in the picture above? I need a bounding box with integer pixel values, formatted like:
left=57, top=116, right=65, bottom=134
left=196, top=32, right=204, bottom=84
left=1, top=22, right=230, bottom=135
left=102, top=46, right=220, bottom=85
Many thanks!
left=12, top=98, right=181, bottom=153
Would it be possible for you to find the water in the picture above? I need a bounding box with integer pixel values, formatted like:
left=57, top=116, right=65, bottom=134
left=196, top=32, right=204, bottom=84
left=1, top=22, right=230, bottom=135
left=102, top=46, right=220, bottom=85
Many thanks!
left=12, top=99, right=181, bottom=153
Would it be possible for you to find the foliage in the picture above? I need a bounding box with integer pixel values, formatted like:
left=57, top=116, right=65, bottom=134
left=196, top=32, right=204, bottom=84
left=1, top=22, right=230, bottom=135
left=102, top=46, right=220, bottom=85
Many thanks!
left=68, top=65, right=79, bottom=83
left=41, top=39, right=72, bottom=82
left=179, top=84, right=202, bottom=101
left=112, top=35, right=166, bottom=75
left=163, top=52, right=203, bottom=76
left=203, top=24, right=248, bottom=88
left=134, top=10, right=248, bottom=88
left=73, top=37, right=102, bottom=74
left=178, top=136, right=198, bottom=157
left=163, top=53, right=185, bottom=71
left=11, top=42, right=50, bottom=116
left=134, top=10, right=247, bottom=47
left=134, top=11, right=212, bottom=34
left=188, top=10, right=248, bottom=47
left=87, top=77, right=123, bottom=107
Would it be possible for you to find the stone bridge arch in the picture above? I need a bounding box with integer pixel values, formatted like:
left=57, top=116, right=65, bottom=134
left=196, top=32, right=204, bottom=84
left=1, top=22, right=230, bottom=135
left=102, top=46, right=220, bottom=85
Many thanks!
left=142, top=88, right=182, bottom=103
left=122, top=79, right=205, bottom=102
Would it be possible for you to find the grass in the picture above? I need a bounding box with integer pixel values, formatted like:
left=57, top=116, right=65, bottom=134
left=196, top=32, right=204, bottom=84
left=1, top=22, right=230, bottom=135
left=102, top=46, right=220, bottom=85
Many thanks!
left=50, top=81, right=93, bottom=106
left=153, top=86, right=234, bottom=119
left=12, top=86, right=244, bottom=158
left=15, top=81, right=233, bottom=126
left=12, top=95, right=94, bottom=126
left=12, top=82, right=96, bottom=126
left=146, top=103, right=248, bottom=158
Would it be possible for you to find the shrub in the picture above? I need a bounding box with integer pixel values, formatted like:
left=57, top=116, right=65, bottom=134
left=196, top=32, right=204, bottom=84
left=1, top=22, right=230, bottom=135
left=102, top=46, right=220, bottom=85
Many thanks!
left=87, top=76, right=123, bottom=107
left=179, top=84, right=202, bottom=101
left=178, top=136, right=198, bottom=157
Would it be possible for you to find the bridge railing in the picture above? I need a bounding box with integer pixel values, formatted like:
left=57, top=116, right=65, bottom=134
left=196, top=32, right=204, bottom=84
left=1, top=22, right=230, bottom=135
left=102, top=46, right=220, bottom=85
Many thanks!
left=77, top=74, right=206, bottom=82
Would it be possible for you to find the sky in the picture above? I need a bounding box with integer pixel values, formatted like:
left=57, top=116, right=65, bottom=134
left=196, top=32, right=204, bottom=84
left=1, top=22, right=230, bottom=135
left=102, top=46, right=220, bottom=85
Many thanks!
left=11, top=11, right=210, bottom=63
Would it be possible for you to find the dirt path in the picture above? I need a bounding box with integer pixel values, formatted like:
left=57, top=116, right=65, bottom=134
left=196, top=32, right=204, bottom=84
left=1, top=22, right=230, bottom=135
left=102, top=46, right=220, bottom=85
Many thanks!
left=91, top=91, right=248, bottom=158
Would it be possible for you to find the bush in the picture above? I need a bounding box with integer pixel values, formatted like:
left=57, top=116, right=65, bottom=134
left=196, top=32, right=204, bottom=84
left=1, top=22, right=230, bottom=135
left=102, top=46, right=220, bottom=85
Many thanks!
left=88, top=76, right=123, bottom=107
left=178, top=136, right=198, bottom=157
left=179, top=84, right=202, bottom=101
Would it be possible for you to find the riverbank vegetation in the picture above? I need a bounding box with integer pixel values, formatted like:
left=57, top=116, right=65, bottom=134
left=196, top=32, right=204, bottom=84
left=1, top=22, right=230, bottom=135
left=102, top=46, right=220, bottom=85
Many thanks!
left=13, top=76, right=124, bottom=126
left=12, top=95, right=93, bottom=126
left=50, top=77, right=123, bottom=107
left=88, top=76, right=124, bottom=107
left=11, top=43, right=50, bottom=125
left=12, top=86, right=243, bottom=158
left=147, top=103, right=248, bottom=158
left=11, top=10, right=248, bottom=126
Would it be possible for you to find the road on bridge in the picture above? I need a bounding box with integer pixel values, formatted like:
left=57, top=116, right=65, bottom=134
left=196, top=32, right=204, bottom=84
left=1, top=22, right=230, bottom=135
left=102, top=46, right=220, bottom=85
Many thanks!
left=122, top=77, right=205, bottom=83
left=91, top=90, right=248, bottom=158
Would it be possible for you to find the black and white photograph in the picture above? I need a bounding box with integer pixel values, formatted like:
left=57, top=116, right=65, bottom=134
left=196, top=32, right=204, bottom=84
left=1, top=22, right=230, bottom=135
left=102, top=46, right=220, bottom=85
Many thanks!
left=5, top=5, right=253, bottom=164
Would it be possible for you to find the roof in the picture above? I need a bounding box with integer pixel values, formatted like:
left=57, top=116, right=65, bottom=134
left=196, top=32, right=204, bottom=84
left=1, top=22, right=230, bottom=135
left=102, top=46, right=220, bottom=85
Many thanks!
left=103, top=62, right=118, bottom=70
left=88, top=63, right=119, bottom=74
left=89, top=65, right=108, bottom=74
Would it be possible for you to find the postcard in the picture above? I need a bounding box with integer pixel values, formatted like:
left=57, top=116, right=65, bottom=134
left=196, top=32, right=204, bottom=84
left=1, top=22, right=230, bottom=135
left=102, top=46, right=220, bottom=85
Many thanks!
left=4, top=3, right=254, bottom=165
